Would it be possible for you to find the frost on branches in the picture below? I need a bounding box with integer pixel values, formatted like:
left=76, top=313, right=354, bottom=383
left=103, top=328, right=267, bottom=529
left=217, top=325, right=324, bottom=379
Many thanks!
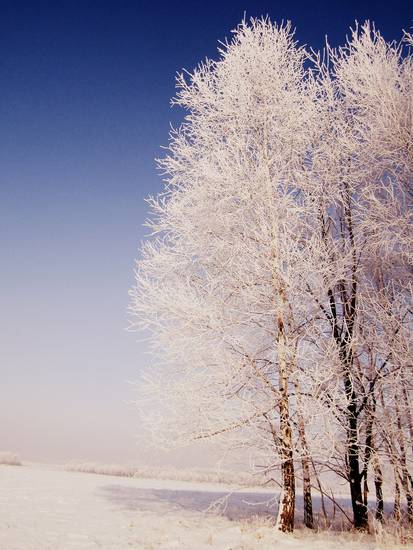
left=129, top=19, right=413, bottom=533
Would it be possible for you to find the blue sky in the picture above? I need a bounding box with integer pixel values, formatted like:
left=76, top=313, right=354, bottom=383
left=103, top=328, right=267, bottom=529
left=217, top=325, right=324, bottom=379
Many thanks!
left=0, top=0, right=411, bottom=463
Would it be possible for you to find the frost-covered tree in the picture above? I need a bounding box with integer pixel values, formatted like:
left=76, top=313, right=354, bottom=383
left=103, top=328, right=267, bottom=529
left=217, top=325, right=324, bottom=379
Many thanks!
left=130, top=19, right=413, bottom=533
left=130, top=19, right=322, bottom=532
left=302, top=23, right=413, bottom=529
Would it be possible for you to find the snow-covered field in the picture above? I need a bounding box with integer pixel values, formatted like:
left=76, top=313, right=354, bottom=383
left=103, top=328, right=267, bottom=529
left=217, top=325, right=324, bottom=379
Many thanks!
left=0, top=463, right=409, bottom=549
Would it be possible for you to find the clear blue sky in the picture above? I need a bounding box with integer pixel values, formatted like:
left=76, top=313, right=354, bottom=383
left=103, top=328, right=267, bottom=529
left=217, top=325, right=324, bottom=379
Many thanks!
left=0, top=0, right=411, bottom=463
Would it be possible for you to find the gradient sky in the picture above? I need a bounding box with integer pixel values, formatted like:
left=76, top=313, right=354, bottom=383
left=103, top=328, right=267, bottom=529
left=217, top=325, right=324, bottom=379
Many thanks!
left=1, top=0, right=411, bottom=464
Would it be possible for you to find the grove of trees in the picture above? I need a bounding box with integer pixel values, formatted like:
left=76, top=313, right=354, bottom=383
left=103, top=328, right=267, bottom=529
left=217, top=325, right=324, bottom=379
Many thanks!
left=130, top=19, right=413, bottom=533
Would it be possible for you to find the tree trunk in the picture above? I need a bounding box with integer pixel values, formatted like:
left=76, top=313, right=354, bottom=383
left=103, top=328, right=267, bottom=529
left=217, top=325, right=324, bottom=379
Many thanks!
left=276, top=451, right=295, bottom=532
left=344, top=371, right=369, bottom=530
left=312, top=459, right=328, bottom=525
left=294, top=380, right=313, bottom=529
left=394, top=472, right=401, bottom=521
left=275, top=315, right=295, bottom=533
left=372, top=453, right=384, bottom=522
left=340, top=182, right=368, bottom=530
left=401, top=382, right=413, bottom=456
left=363, top=476, right=368, bottom=508
left=348, top=440, right=368, bottom=529
left=395, top=400, right=413, bottom=521
left=302, top=456, right=313, bottom=529
left=361, top=396, right=377, bottom=513
left=399, top=467, right=413, bottom=521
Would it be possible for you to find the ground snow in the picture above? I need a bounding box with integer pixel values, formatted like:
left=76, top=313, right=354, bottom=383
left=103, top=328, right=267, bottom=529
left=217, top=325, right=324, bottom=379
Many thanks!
left=0, top=463, right=407, bottom=549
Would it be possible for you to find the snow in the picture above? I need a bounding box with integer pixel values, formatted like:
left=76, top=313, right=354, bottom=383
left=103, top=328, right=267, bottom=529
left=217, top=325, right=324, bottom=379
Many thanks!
left=64, top=461, right=265, bottom=487
left=0, top=463, right=408, bottom=549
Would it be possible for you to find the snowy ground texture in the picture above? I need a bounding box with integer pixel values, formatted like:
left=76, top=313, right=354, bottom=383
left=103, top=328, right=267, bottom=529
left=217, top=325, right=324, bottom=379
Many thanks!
left=0, top=463, right=410, bottom=549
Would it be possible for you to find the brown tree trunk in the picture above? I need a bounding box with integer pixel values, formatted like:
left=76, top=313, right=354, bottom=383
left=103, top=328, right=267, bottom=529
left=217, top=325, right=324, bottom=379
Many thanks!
left=301, top=452, right=313, bottom=529
left=277, top=451, right=295, bottom=532
left=275, top=315, right=295, bottom=533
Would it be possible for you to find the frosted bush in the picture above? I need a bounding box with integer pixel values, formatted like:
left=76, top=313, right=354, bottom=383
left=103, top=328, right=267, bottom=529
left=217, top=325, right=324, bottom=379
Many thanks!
left=0, top=452, right=21, bottom=466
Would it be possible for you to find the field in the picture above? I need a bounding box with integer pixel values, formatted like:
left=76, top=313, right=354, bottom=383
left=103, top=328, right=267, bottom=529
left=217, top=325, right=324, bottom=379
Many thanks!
left=0, top=462, right=410, bottom=549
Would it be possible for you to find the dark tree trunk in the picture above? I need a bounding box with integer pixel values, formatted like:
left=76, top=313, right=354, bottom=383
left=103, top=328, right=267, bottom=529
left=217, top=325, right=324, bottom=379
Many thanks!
left=373, top=455, right=384, bottom=522
left=363, top=476, right=368, bottom=508
left=302, top=456, right=314, bottom=529
left=344, top=371, right=369, bottom=531
left=361, top=396, right=377, bottom=514
left=348, top=445, right=368, bottom=529
left=277, top=453, right=295, bottom=532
